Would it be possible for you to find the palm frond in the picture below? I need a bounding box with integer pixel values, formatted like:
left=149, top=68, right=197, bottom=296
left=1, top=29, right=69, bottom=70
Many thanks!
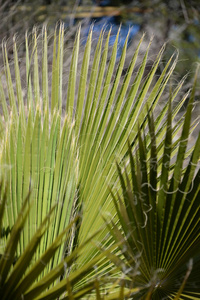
left=108, top=90, right=200, bottom=299
left=0, top=24, right=199, bottom=298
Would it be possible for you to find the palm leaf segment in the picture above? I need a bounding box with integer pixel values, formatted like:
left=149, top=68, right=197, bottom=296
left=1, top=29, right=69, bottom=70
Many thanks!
left=109, top=74, right=200, bottom=299
left=0, top=183, right=128, bottom=299
left=0, top=24, right=196, bottom=298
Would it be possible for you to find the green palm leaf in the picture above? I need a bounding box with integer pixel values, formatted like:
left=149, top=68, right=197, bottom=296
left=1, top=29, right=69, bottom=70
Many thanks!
left=0, top=24, right=199, bottom=298
left=108, top=93, right=200, bottom=299
left=0, top=183, right=115, bottom=299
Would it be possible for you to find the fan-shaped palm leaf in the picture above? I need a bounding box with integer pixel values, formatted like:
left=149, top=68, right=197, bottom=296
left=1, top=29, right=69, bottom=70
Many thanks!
left=0, top=23, right=197, bottom=297
left=107, top=74, right=200, bottom=299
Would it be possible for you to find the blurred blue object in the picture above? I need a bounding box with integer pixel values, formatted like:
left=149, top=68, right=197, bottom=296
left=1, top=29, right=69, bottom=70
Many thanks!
left=92, top=0, right=113, bottom=5
left=81, top=16, right=140, bottom=59
left=99, top=0, right=112, bottom=6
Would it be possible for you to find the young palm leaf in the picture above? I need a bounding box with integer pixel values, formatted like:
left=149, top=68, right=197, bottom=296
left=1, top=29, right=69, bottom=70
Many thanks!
left=0, top=183, right=124, bottom=299
left=0, top=24, right=197, bottom=297
left=108, top=90, right=200, bottom=299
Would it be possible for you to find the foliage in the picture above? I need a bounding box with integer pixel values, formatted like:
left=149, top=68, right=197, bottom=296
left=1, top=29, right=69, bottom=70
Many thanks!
left=0, top=23, right=199, bottom=299
left=107, top=88, right=200, bottom=298
left=0, top=182, right=133, bottom=299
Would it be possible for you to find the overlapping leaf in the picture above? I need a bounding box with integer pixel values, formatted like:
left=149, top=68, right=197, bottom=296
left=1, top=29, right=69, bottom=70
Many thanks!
left=0, top=24, right=197, bottom=298
left=108, top=95, right=200, bottom=299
